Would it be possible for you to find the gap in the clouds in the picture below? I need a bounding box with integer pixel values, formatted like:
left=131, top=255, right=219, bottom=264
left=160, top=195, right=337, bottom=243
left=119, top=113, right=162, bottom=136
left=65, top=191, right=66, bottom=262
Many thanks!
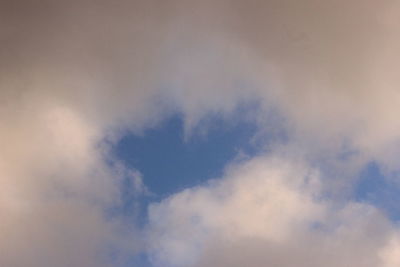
left=113, top=109, right=261, bottom=198
left=355, top=161, right=400, bottom=222
left=107, top=106, right=286, bottom=266
left=107, top=102, right=290, bottom=236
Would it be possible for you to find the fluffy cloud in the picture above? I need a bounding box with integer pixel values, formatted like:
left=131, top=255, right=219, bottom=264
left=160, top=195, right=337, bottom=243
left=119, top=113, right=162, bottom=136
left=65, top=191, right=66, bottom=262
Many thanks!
left=147, top=156, right=400, bottom=267
left=0, top=102, right=139, bottom=267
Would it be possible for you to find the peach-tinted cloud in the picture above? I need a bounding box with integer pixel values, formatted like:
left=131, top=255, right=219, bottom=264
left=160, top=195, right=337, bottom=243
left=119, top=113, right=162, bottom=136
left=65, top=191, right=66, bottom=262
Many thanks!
left=2, top=1, right=400, bottom=266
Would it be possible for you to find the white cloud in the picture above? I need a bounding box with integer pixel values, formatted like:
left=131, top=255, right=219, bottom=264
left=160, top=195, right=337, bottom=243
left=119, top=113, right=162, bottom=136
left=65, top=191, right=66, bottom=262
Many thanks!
left=147, top=156, right=398, bottom=267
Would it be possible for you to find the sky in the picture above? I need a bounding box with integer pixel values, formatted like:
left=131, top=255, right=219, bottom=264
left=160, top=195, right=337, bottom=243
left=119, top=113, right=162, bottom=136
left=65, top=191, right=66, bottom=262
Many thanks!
left=2, top=1, right=400, bottom=266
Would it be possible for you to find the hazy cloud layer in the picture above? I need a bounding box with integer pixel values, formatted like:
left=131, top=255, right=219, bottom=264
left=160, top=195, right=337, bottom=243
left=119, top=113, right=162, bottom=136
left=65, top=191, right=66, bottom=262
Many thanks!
left=1, top=0, right=400, bottom=266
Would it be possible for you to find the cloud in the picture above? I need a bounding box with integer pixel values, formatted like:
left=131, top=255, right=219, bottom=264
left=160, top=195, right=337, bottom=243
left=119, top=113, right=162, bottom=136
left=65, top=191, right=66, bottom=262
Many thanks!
left=147, top=156, right=400, bottom=267
left=0, top=1, right=173, bottom=265
left=3, top=0, right=400, bottom=159
left=0, top=102, right=141, bottom=267
left=166, top=0, right=400, bottom=169
left=2, top=1, right=400, bottom=266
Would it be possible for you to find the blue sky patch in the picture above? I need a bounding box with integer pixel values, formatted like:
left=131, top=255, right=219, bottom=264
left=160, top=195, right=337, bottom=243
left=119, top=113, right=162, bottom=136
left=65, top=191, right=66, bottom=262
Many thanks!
left=355, top=161, right=400, bottom=221
left=113, top=112, right=259, bottom=198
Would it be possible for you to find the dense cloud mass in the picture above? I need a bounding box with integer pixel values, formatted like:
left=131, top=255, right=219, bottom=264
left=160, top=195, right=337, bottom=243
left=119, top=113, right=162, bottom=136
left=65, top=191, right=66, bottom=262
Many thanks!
left=147, top=156, right=400, bottom=267
left=1, top=0, right=400, bottom=266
